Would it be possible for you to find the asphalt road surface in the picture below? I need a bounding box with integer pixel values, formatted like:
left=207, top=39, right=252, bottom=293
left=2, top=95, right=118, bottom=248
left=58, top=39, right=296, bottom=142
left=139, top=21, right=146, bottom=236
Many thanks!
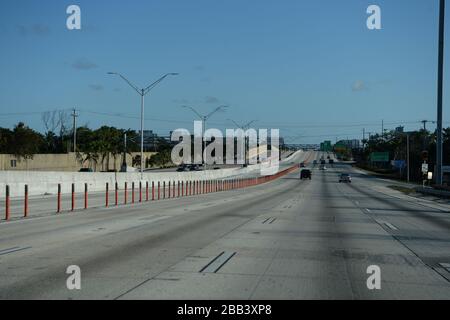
left=1, top=152, right=450, bottom=299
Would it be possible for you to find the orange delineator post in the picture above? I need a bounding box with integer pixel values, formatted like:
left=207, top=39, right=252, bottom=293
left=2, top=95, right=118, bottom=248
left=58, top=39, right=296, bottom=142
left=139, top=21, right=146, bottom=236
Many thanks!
left=84, top=183, right=88, bottom=209
left=57, top=184, right=61, bottom=213
left=158, top=182, right=160, bottom=200
left=124, top=182, right=128, bottom=204
left=105, top=183, right=109, bottom=207
left=71, top=183, right=75, bottom=211
left=24, top=184, right=28, bottom=218
left=115, top=182, right=118, bottom=206
left=5, top=185, right=10, bottom=221
left=168, top=181, right=171, bottom=198
left=152, top=181, right=155, bottom=201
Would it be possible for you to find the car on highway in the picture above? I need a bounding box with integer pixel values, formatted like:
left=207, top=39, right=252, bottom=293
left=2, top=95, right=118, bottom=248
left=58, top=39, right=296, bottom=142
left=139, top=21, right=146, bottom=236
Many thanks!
left=300, top=169, right=312, bottom=180
left=320, top=159, right=326, bottom=165
left=188, top=164, right=202, bottom=171
left=176, top=164, right=189, bottom=172
left=339, top=173, right=352, bottom=183
left=329, top=159, right=334, bottom=164
left=79, top=168, right=93, bottom=172
left=313, top=160, right=317, bottom=165
left=300, top=162, right=306, bottom=168
left=319, top=165, right=327, bottom=170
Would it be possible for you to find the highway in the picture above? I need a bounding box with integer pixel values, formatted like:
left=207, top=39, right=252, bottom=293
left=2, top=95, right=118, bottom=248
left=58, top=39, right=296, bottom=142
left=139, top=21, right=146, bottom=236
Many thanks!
left=1, top=152, right=450, bottom=299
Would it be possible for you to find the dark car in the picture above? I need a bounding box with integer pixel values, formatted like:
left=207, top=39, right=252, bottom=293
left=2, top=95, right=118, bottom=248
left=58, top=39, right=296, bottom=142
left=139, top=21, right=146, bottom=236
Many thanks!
left=79, top=168, right=93, bottom=172
left=189, top=164, right=202, bottom=171
left=329, top=159, right=334, bottom=164
left=176, top=164, right=189, bottom=172
left=300, top=169, right=312, bottom=180
left=300, top=162, right=306, bottom=168
left=339, top=173, right=352, bottom=183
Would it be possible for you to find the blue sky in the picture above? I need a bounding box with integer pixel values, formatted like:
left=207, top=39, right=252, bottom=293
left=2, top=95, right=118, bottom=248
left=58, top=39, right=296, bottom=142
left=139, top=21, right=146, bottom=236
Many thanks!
left=0, top=0, right=449, bottom=143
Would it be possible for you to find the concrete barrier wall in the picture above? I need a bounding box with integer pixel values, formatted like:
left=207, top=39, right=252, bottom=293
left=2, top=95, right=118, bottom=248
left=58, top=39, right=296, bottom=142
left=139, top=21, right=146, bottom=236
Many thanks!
left=0, top=150, right=305, bottom=199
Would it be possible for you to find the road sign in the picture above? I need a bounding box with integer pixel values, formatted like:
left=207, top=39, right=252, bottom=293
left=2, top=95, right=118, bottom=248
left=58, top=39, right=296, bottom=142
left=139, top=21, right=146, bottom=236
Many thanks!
left=422, top=163, right=428, bottom=174
left=391, top=160, right=406, bottom=169
left=370, top=152, right=389, bottom=162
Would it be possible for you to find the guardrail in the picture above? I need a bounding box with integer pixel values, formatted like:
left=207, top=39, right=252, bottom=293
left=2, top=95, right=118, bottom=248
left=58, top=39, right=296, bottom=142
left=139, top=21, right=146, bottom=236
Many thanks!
left=2, top=164, right=300, bottom=222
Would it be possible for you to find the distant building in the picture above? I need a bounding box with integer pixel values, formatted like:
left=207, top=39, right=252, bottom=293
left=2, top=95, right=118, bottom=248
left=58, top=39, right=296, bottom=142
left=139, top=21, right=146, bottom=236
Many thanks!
left=138, top=130, right=174, bottom=151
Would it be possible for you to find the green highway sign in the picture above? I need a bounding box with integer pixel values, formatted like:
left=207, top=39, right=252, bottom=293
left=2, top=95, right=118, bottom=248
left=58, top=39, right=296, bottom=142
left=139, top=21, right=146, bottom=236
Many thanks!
left=370, top=152, right=389, bottom=162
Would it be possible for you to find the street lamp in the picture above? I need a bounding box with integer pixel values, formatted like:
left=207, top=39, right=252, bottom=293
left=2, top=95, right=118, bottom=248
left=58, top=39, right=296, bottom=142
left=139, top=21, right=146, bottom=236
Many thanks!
left=436, top=0, right=446, bottom=185
left=182, top=105, right=228, bottom=170
left=228, top=119, right=257, bottom=166
left=108, top=72, right=178, bottom=178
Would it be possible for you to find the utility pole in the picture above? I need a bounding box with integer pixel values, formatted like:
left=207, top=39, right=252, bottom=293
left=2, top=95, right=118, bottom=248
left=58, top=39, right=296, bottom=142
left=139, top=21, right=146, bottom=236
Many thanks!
left=362, top=128, right=366, bottom=151
left=71, top=108, right=78, bottom=153
left=436, top=0, right=445, bottom=185
left=406, top=133, right=410, bottom=183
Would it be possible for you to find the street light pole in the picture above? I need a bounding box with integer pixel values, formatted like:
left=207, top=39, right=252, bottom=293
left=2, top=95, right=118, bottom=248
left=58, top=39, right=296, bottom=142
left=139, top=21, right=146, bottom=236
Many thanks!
left=141, top=90, right=145, bottom=175
left=228, top=119, right=257, bottom=166
left=436, top=0, right=446, bottom=185
left=406, top=133, right=410, bottom=183
left=109, top=72, right=178, bottom=178
left=182, top=105, right=228, bottom=170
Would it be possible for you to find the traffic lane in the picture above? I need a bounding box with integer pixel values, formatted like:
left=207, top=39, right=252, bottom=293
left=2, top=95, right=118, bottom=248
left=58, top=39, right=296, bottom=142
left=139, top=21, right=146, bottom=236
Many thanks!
left=340, top=181, right=450, bottom=279
left=324, top=170, right=450, bottom=299
left=0, top=169, right=302, bottom=299
left=343, top=164, right=450, bottom=232
left=336, top=162, right=450, bottom=279
left=122, top=169, right=450, bottom=299
left=120, top=170, right=346, bottom=299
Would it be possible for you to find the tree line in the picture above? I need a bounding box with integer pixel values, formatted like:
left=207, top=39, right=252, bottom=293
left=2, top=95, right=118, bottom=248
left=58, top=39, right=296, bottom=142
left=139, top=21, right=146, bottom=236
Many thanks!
left=342, top=127, right=450, bottom=182
left=0, top=118, right=173, bottom=169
